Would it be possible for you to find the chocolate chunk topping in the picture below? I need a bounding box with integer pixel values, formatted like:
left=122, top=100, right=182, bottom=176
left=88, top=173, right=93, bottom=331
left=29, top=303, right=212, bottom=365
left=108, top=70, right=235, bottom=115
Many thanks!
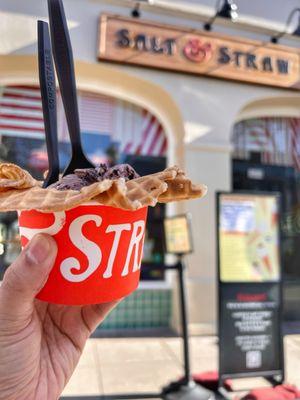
left=51, top=163, right=140, bottom=191
left=104, top=164, right=140, bottom=181
left=74, top=163, right=108, bottom=183
left=50, top=174, right=86, bottom=191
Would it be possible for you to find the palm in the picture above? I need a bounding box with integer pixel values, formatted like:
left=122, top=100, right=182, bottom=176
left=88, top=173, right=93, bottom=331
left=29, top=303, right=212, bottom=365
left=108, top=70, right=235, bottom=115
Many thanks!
left=3, top=299, right=116, bottom=400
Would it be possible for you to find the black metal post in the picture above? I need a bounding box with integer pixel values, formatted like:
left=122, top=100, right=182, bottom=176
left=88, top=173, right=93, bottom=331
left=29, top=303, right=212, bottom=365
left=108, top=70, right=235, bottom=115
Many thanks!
left=161, top=259, right=215, bottom=400
left=177, top=257, right=191, bottom=384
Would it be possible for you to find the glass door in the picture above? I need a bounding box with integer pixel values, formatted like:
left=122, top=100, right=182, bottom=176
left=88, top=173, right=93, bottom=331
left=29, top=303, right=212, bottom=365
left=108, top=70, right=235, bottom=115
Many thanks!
left=232, top=117, right=300, bottom=322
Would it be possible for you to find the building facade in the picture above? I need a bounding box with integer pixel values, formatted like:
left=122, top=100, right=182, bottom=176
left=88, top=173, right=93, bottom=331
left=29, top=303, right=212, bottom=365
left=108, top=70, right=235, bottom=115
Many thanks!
left=0, top=0, right=300, bottom=333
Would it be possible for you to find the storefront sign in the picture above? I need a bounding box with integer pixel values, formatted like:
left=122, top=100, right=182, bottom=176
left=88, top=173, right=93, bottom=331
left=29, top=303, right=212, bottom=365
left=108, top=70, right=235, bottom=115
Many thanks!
left=217, top=192, right=284, bottom=385
left=98, top=15, right=300, bottom=89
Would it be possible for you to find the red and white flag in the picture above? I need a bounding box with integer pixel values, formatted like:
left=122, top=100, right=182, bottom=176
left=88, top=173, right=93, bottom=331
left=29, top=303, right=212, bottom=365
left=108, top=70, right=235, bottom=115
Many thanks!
left=233, top=117, right=300, bottom=171
left=289, top=118, right=300, bottom=171
left=0, top=85, right=167, bottom=158
left=78, top=92, right=114, bottom=135
left=117, top=107, right=167, bottom=157
left=0, top=85, right=44, bottom=138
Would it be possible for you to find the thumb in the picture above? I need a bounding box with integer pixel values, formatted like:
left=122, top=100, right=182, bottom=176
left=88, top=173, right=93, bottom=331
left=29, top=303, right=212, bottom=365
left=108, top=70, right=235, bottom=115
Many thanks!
left=0, top=233, right=57, bottom=318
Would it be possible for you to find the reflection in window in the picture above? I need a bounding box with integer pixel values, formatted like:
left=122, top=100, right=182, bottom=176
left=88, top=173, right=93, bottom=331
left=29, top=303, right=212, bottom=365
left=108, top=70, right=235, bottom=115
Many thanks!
left=232, top=117, right=300, bottom=281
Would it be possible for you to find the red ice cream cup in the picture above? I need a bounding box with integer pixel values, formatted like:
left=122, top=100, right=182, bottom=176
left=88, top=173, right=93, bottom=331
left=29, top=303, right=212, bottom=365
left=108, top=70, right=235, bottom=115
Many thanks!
left=18, top=204, right=148, bottom=305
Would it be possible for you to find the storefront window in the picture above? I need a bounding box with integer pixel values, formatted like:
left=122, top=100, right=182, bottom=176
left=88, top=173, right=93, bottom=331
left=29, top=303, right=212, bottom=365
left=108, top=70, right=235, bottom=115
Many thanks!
left=0, top=85, right=167, bottom=280
left=232, top=117, right=300, bottom=320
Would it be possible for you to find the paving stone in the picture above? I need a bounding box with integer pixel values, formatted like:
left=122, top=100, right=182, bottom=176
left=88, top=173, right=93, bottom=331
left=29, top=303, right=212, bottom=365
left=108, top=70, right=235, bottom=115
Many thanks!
left=62, top=334, right=300, bottom=397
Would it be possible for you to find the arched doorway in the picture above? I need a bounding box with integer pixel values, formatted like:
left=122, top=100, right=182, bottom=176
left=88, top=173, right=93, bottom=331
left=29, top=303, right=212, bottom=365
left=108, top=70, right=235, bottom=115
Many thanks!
left=232, top=112, right=300, bottom=323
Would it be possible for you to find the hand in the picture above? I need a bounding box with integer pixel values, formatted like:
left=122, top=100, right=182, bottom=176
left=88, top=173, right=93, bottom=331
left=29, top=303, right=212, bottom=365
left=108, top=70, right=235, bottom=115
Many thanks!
left=0, top=234, right=118, bottom=400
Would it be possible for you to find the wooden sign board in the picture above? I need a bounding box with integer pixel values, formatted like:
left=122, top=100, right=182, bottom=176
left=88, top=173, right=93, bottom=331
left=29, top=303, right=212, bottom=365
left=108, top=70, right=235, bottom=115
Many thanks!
left=98, top=14, right=300, bottom=89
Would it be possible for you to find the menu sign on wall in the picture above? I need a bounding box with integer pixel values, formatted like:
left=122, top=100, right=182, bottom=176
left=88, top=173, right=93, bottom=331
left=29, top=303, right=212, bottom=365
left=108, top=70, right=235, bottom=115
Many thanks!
left=164, top=215, right=193, bottom=255
left=219, top=194, right=280, bottom=282
left=98, top=14, right=300, bottom=89
left=217, top=193, right=284, bottom=385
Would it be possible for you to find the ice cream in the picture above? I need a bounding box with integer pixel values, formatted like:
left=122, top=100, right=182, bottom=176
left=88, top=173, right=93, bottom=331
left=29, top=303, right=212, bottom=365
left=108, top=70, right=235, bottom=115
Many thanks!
left=0, top=162, right=206, bottom=305
left=51, top=163, right=140, bottom=191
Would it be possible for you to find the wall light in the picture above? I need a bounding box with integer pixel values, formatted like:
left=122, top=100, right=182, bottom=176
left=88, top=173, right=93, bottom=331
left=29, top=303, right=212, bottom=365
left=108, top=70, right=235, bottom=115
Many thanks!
left=271, top=8, right=300, bottom=43
left=204, top=0, right=238, bottom=31
left=131, top=3, right=141, bottom=18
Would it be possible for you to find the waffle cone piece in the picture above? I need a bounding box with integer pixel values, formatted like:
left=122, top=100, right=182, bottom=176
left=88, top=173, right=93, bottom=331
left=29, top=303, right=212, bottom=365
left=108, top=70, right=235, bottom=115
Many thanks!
left=0, top=163, right=37, bottom=192
left=0, top=163, right=207, bottom=212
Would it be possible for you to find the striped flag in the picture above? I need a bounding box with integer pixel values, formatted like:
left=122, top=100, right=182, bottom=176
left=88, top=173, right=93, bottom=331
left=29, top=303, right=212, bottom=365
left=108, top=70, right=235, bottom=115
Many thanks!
left=79, top=92, right=114, bottom=135
left=233, top=117, right=300, bottom=171
left=118, top=109, right=167, bottom=157
left=0, top=85, right=167, bottom=159
left=264, top=119, right=276, bottom=165
left=0, top=85, right=44, bottom=138
left=245, top=122, right=270, bottom=163
left=289, top=118, right=300, bottom=171
left=0, top=86, right=116, bottom=140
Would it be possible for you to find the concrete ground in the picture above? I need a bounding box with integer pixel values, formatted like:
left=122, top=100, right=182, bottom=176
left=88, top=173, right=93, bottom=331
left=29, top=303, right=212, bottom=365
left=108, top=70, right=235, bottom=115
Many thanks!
left=61, top=335, right=300, bottom=399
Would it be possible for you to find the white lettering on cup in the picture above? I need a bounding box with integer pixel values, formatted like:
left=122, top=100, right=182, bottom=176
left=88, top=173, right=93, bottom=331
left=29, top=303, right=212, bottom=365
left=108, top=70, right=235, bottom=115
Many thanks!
left=121, top=220, right=145, bottom=277
left=60, top=215, right=102, bottom=282
left=19, top=211, right=66, bottom=241
left=103, top=223, right=131, bottom=279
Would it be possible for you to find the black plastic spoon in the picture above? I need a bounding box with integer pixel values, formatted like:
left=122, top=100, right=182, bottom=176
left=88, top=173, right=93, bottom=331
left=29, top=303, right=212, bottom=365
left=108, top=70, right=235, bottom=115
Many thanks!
left=38, top=20, right=60, bottom=188
left=47, top=0, right=94, bottom=176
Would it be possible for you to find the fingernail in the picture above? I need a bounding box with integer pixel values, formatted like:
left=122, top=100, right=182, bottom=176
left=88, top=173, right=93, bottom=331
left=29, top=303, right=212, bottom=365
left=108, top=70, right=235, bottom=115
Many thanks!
left=26, top=234, right=50, bottom=265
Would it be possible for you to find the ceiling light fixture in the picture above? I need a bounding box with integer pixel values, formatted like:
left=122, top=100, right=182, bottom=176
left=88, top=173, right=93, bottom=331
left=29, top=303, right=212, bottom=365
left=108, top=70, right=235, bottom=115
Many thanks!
left=131, top=0, right=153, bottom=19
left=204, top=0, right=238, bottom=31
left=131, top=2, right=141, bottom=18
left=271, top=8, right=300, bottom=43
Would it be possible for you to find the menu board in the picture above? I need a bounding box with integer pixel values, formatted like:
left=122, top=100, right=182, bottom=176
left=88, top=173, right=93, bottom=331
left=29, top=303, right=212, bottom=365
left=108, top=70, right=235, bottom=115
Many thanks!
left=219, top=194, right=280, bottom=282
left=164, top=215, right=192, bottom=254
left=217, top=192, right=284, bottom=385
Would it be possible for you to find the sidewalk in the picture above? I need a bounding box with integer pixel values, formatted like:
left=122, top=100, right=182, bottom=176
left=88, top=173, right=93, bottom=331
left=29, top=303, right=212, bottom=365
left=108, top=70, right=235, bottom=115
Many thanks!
left=61, top=335, right=300, bottom=398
